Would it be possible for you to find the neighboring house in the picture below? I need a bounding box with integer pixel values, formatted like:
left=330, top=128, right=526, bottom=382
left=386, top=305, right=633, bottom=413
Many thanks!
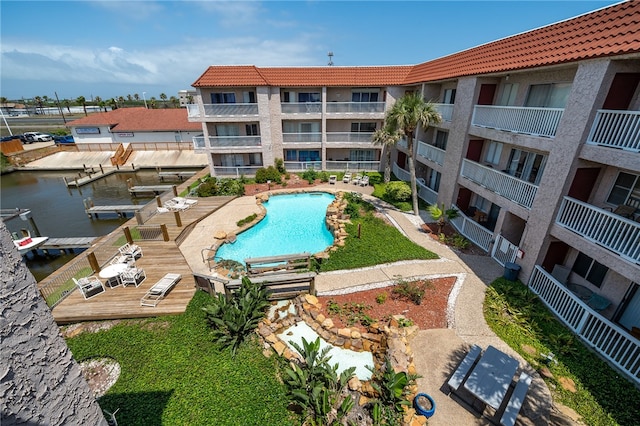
left=188, top=0, right=640, bottom=369
left=178, top=89, right=197, bottom=107
left=67, top=107, right=202, bottom=144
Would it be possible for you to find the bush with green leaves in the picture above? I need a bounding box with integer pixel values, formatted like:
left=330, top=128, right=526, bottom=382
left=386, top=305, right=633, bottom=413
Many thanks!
left=255, top=166, right=281, bottom=183
left=391, top=277, right=432, bottom=305
left=195, top=177, right=245, bottom=197
left=202, top=277, right=271, bottom=355
left=368, top=356, right=420, bottom=425
left=384, top=181, right=412, bottom=202
left=275, top=157, right=286, bottom=174
left=284, top=337, right=355, bottom=426
left=301, top=168, right=318, bottom=183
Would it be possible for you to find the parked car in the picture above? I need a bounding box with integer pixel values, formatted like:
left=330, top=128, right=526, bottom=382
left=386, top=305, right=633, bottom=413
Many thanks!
left=22, top=132, right=53, bottom=143
left=53, top=135, right=75, bottom=144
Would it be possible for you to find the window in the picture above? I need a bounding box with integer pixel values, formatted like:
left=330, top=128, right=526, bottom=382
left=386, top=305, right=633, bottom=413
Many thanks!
left=215, top=124, right=239, bottom=136
left=443, top=89, right=456, bottom=104
left=426, top=169, right=440, bottom=191
left=285, top=150, right=320, bottom=162
left=506, top=149, right=547, bottom=184
left=350, top=149, right=374, bottom=161
left=573, top=252, right=608, bottom=288
left=524, top=83, right=571, bottom=108
left=351, top=122, right=376, bottom=133
left=242, top=91, right=256, bottom=103
left=245, top=124, right=259, bottom=136
left=607, top=172, right=640, bottom=205
left=473, top=195, right=491, bottom=213
left=485, top=141, right=503, bottom=165
left=283, top=122, right=320, bottom=133
left=211, top=92, right=236, bottom=104
left=285, top=150, right=297, bottom=161
left=352, top=91, right=379, bottom=102
left=434, top=131, right=448, bottom=150
left=298, top=92, right=321, bottom=103
left=497, top=83, right=518, bottom=106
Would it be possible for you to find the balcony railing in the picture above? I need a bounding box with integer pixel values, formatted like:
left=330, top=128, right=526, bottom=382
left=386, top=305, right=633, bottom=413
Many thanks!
left=586, top=110, right=640, bottom=152
left=326, top=102, right=385, bottom=114
left=186, top=104, right=200, bottom=118
left=326, top=161, right=380, bottom=171
left=281, top=103, right=322, bottom=114
left=189, top=103, right=259, bottom=117
left=556, top=197, right=640, bottom=264
left=433, top=103, right=453, bottom=122
left=282, top=133, right=322, bottom=143
left=391, top=162, right=438, bottom=205
left=283, top=161, right=323, bottom=171
left=326, top=132, right=375, bottom=143
left=193, top=136, right=261, bottom=148
left=213, top=166, right=263, bottom=177
left=450, top=204, right=493, bottom=252
left=472, top=105, right=564, bottom=138
left=417, top=141, right=445, bottom=166
left=529, top=266, right=640, bottom=385
left=461, top=159, right=538, bottom=209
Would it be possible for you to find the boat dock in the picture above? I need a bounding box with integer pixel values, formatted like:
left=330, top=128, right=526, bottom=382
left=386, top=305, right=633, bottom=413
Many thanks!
left=128, top=185, right=174, bottom=196
left=85, top=204, right=144, bottom=219
left=0, top=208, right=31, bottom=221
left=158, top=171, right=197, bottom=181
left=63, top=168, right=118, bottom=187
left=40, top=237, right=97, bottom=251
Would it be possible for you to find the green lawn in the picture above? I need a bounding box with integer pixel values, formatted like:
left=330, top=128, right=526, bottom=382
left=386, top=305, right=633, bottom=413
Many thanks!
left=66, top=291, right=298, bottom=426
left=484, top=278, right=640, bottom=426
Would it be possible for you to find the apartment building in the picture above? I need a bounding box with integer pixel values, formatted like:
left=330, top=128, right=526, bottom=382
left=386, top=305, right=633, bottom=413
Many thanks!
left=189, top=2, right=640, bottom=380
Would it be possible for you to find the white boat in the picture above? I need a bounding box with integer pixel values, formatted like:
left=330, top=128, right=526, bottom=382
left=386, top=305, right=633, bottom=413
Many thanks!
left=13, top=231, right=49, bottom=255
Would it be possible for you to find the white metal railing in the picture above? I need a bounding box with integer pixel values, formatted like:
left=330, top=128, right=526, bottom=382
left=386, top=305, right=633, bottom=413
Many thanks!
left=586, top=110, right=640, bottom=152
left=282, top=133, right=322, bottom=143
left=392, top=162, right=438, bottom=205
left=325, top=102, right=385, bottom=114
left=529, top=266, right=640, bottom=384
left=450, top=204, right=493, bottom=252
left=461, top=159, right=538, bottom=209
left=199, top=103, right=259, bottom=116
left=193, top=137, right=206, bottom=149
left=186, top=104, right=200, bottom=118
left=283, top=161, right=322, bottom=171
left=417, top=141, right=445, bottom=166
left=433, top=103, right=454, bottom=121
left=194, top=136, right=261, bottom=148
left=281, top=103, right=322, bottom=114
left=325, top=161, right=380, bottom=171
left=491, top=234, right=518, bottom=267
left=213, top=166, right=263, bottom=177
left=392, top=162, right=411, bottom=181
left=472, top=105, right=564, bottom=138
left=556, top=197, right=640, bottom=263
left=326, top=132, right=375, bottom=143
left=397, top=138, right=408, bottom=150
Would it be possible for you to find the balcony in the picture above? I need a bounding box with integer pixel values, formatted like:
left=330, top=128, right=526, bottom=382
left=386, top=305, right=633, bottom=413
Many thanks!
left=325, top=102, right=385, bottom=114
left=472, top=105, right=564, bottom=138
left=528, top=266, right=639, bottom=385
left=284, top=161, right=322, bottom=171
left=586, top=110, right=640, bottom=152
left=433, top=103, right=453, bottom=122
left=326, top=161, right=380, bottom=171
left=416, top=141, right=445, bottom=166
left=556, top=197, right=640, bottom=264
left=193, top=135, right=261, bottom=149
left=188, top=104, right=258, bottom=118
left=460, top=159, right=538, bottom=209
left=391, top=162, right=438, bottom=205
left=282, top=133, right=322, bottom=143
left=281, top=103, right=322, bottom=114
left=450, top=205, right=493, bottom=252
left=326, top=132, right=375, bottom=144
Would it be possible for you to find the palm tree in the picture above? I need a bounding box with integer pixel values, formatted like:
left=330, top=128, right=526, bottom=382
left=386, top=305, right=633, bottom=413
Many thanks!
left=372, top=126, right=401, bottom=183
left=169, top=96, right=179, bottom=108
left=63, top=99, right=71, bottom=113
left=385, top=92, right=442, bottom=215
left=134, top=93, right=140, bottom=101
left=428, top=203, right=459, bottom=235
left=76, top=96, right=87, bottom=116
left=159, top=93, right=167, bottom=108
left=149, top=97, right=157, bottom=109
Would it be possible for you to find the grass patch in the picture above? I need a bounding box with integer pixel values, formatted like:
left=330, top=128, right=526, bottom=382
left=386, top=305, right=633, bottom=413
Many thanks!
left=484, top=278, right=640, bottom=426
left=66, top=291, right=298, bottom=426
left=113, top=228, right=143, bottom=246
left=44, top=266, right=95, bottom=305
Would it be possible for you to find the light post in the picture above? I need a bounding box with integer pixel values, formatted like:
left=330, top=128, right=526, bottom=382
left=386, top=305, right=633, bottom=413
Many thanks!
left=142, top=92, right=148, bottom=109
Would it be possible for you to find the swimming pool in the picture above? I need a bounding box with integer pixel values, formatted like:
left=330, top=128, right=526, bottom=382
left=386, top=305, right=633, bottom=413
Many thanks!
left=216, top=192, right=335, bottom=263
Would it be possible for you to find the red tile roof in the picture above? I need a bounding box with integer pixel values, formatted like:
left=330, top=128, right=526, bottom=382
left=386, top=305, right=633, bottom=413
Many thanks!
left=67, top=108, right=201, bottom=132
left=192, top=1, right=640, bottom=88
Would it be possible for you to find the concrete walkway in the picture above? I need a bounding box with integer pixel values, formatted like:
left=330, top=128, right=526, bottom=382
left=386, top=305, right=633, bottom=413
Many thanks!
left=178, top=183, right=561, bottom=425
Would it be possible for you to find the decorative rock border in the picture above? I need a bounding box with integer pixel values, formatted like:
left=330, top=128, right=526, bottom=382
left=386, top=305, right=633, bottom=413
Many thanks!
left=257, top=294, right=428, bottom=425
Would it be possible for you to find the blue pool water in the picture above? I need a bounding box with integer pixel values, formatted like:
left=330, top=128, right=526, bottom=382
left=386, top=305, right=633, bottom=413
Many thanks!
left=216, top=192, right=335, bottom=263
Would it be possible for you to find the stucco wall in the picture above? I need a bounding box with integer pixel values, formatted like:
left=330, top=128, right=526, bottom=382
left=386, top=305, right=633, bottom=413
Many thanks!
left=0, top=223, right=107, bottom=425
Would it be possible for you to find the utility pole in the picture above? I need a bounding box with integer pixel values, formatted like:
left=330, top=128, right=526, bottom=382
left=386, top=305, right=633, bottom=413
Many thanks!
left=55, top=91, right=67, bottom=124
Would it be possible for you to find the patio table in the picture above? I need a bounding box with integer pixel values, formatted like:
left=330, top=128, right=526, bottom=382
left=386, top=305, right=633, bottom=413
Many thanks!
left=463, top=345, right=519, bottom=410
left=99, top=263, right=129, bottom=288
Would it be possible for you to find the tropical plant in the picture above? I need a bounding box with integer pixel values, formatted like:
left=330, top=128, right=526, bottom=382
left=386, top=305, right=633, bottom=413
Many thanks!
left=384, top=92, right=442, bottom=215
left=368, top=356, right=421, bottom=425
left=372, top=126, right=402, bottom=183
left=384, top=181, right=412, bottom=202
left=428, top=203, right=459, bottom=234
left=274, top=157, right=286, bottom=174
left=284, top=337, right=355, bottom=425
left=255, top=166, right=281, bottom=183
left=201, top=277, right=271, bottom=356
left=76, top=96, right=87, bottom=116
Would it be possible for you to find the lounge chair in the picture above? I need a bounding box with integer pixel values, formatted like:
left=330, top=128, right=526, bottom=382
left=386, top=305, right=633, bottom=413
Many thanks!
left=121, top=267, right=146, bottom=287
left=329, top=175, right=337, bottom=184
left=172, top=196, right=198, bottom=207
left=140, top=273, right=182, bottom=307
left=342, top=173, right=352, bottom=183
left=352, top=174, right=362, bottom=185
left=73, top=276, right=105, bottom=300
left=119, top=242, right=143, bottom=260
left=359, top=175, right=370, bottom=186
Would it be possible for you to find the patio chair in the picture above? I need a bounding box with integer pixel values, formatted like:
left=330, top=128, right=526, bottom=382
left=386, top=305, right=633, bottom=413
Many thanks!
left=73, top=276, right=105, bottom=300
left=119, top=242, right=142, bottom=260
left=587, top=293, right=611, bottom=311
left=342, top=173, right=352, bottom=183
left=352, top=174, right=362, bottom=185
left=121, top=267, right=146, bottom=287
left=140, top=273, right=181, bottom=307
left=359, top=175, right=370, bottom=186
left=329, top=175, right=337, bottom=185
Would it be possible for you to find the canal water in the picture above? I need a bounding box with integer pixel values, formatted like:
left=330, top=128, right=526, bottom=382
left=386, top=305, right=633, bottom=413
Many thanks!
left=1, top=170, right=167, bottom=281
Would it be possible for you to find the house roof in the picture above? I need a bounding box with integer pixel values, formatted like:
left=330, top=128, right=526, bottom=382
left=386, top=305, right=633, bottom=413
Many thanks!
left=67, top=108, right=202, bottom=132
left=192, top=1, right=640, bottom=88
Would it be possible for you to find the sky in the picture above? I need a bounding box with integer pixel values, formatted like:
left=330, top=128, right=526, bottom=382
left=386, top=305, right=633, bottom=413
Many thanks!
left=0, top=0, right=620, bottom=102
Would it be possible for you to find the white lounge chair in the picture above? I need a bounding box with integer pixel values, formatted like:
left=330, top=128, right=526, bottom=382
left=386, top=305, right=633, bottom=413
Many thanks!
left=329, top=175, right=337, bottom=185
left=140, top=273, right=181, bottom=307
left=172, top=196, right=198, bottom=206
left=352, top=174, right=363, bottom=185
left=119, top=242, right=142, bottom=260
left=359, top=175, right=370, bottom=186
left=342, top=173, right=352, bottom=183
left=73, top=276, right=105, bottom=300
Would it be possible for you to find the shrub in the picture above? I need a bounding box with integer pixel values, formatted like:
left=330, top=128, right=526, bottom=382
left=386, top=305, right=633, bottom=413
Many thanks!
left=255, top=166, right=281, bottom=183
left=195, top=177, right=244, bottom=197
left=391, top=277, right=432, bottom=305
left=274, top=158, right=286, bottom=174
left=319, top=171, right=330, bottom=182
left=237, top=213, right=257, bottom=227
left=376, top=292, right=388, bottom=304
left=368, top=356, right=421, bottom=425
left=384, top=181, right=411, bottom=202
left=301, top=168, right=318, bottom=183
